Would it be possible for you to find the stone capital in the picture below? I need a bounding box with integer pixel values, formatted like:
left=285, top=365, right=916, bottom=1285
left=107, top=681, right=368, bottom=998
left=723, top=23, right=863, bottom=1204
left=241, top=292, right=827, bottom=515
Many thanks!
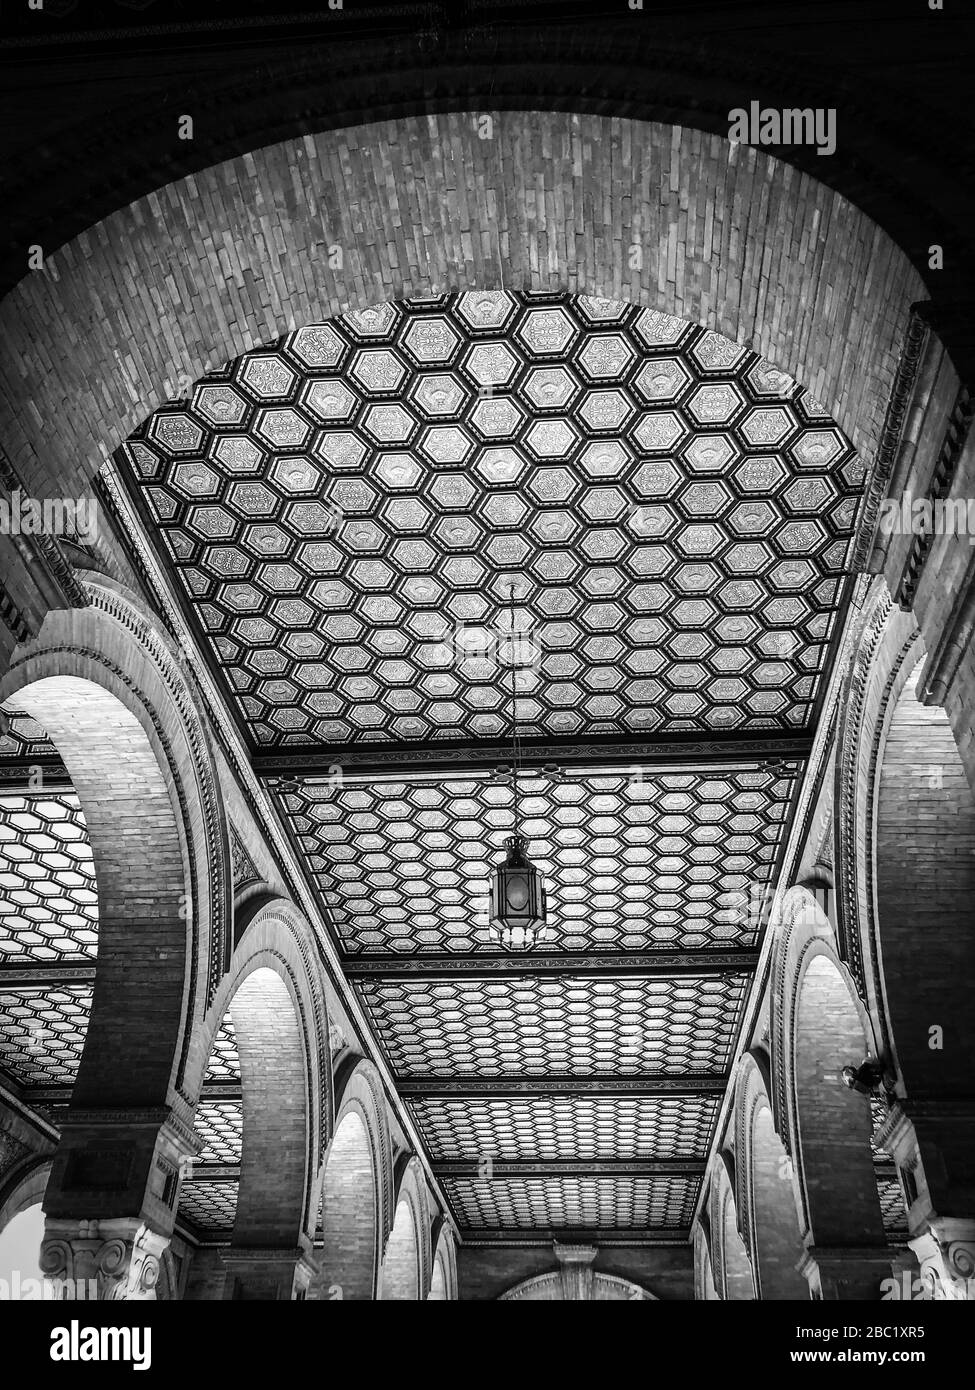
left=910, top=1220, right=975, bottom=1300
left=40, top=1216, right=168, bottom=1301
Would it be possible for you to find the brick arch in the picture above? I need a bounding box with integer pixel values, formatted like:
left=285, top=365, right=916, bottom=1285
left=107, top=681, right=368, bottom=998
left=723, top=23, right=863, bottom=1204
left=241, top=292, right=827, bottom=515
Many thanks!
left=381, top=1157, right=431, bottom=1302
left=735, top=1055, right=807, bottom=1300
left=0, top=1159, right=52, bottom=1241
left=313, top=1056, right=394, bottom=1300
left=314, top=1108, right=377, bottom=1301
left=0, top=581, right=231, bottom=1111
left=195, top=901, right=331, bottom=1276
left=833, top=577, right=923, bottom=1041
left=709, top=1156, right=754, bottom=1301
left=428, top=1221, right=457, bottom=1302
left=876, top=659, right=975, bottom=1099
left=769, top=885, right=881, bottom=1161
left=694, top=1223, right=719, bottom=1301
left=0, top=110, right=922, bottom=532
left=791, top=949, right=887, bottom=1255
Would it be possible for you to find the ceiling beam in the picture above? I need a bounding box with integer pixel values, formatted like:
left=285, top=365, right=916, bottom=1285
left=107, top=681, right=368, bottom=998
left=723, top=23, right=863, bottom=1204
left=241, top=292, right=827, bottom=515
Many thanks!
left=345, top=950, right=758, bottom=980
left=457, top=1227, right=690, bottom=1247
left=253, top=730, right=812, bottom=781
left=0, top=963, right=96, bottom=986
left=433, top=1159, right=706, bottom=1177
left=0, top=759, right=71, bottom=792
left=398, top=1074, right=729, bottom=1098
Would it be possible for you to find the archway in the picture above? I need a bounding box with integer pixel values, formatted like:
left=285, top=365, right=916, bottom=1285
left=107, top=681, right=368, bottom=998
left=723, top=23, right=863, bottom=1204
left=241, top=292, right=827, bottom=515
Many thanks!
left=0, top=113, right=921, bottom=549
left=719, top=1184, right=754, bottom=1301
left=380, top=1198, right=419, bottom=1301
left=0, top=674, right=190, bottom=1110
left=793, top=951, right=889, bottom=1297
left=749, top=1104, right=808, bottom=1300
left=181, top=908, right=327, bottom=1302
left=317, top=1109, right=378, bottom=1301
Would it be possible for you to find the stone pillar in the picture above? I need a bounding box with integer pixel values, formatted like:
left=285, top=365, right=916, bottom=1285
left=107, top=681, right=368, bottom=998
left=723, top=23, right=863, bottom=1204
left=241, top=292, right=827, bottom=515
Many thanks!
left=799, top=1246, right=894, bottom=1300
left=553, top=1242, right=597, bottom=1300
left=40, top=1105, right=197, bottom=1301
left=221, top=1246, right=316, bottom=1300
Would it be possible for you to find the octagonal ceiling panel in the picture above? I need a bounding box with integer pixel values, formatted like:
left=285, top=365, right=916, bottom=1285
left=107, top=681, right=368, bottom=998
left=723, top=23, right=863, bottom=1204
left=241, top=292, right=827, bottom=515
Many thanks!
left=117, top=291, right=859, bottom=750
left=356, top=974, right=747, bottom=1078
left=279, top=764, right=795, bottom=955
left=442, top=1174, right=699, bottom=1230
left=410, top=1093, right=719, bottom=1163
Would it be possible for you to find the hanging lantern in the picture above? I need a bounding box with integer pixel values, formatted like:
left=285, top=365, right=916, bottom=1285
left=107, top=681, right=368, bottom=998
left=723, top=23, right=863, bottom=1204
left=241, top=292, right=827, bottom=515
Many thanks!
left=489, top=832, right=550, bottom=952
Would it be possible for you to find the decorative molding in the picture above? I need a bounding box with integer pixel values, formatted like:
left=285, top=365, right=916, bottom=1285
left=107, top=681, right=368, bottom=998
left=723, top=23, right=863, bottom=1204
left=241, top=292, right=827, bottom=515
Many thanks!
left=895, top=386, right=974, bottom=608
left=229, top=826, right=261, bottom=893
left=396, top=1075, right=729, bottom=1098
left=255, top=733, right=813, bottom=780
left=852, top=310, right=928, bottom=576
left=344, top=951, right=759, bottom=980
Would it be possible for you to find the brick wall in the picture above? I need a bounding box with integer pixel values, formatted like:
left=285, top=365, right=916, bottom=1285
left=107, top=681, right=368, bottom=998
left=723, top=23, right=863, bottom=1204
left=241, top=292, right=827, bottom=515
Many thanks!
left=0, top=110, right=922, bottom=537
left=876, top=668, right=975, bottom=1097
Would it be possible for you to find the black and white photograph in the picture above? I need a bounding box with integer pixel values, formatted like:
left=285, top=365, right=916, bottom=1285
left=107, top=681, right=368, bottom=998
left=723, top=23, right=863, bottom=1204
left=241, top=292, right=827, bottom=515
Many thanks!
left=0, top=0, right=972, bottom=1367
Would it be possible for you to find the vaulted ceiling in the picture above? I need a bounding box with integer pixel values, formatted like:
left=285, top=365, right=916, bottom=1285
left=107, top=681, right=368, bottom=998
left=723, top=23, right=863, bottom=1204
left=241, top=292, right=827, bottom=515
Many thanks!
left=1, top=289, right=872, bottom=1245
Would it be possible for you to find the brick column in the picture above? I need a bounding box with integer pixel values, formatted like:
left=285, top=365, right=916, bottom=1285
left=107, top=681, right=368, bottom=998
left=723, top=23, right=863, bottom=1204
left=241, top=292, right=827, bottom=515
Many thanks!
left=554, top=1243, right=597, bottom=1300
left=40, top=1107, right=197, bottom=1301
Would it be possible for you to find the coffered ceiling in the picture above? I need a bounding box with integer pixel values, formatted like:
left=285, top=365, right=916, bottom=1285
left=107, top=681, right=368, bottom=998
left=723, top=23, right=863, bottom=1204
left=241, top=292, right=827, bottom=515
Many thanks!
left=0, top=290, right=878, bottom=1246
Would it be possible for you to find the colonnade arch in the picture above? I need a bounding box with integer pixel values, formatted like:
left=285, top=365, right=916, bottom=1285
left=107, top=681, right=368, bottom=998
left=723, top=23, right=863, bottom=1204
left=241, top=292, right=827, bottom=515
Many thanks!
left=736, top=1055, right=807, bottom=1301
left=0, top=590, right=453, bottom=1301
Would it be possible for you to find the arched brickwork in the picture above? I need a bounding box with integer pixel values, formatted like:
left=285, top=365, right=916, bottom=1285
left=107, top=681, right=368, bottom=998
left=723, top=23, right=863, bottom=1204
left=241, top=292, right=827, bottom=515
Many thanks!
left=736, top=1056, right=807, bottom=1300
left=833, top=578, right=923, bottom=1039
left=793, top=952, right=887, bottom=1252
left=312, top=1056, right=394, bottom=1301
left=0, top=111, right=922, bottom=536
left=710, top=1157, right=754, bottom=1301
left=429, top=1222, right=458, bottom=1303
left=876, top=661, right=975, bottom=1099
left=315, top=1109, right=377, bottom=1302
left=770, top=889, right=885, bottom=1254
left=381, top=1198, right=420, bottom=1302
left=0, top=581, right=230, bottom=1112
left=381, top=1157, right=431, bottom=1302
left=190, top=901, right=330, bottom=1295
left=0, top=1160, right=51, bottom=1243
left=693, top=1222, right=719, bottom=1302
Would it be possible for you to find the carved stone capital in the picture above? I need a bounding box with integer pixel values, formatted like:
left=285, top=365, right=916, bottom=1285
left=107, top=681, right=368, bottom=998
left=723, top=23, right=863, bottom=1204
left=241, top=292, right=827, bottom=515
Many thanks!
left=40, top=1217, right=168, bottom=1301
left=910, top=1221, right=975, bottom=1300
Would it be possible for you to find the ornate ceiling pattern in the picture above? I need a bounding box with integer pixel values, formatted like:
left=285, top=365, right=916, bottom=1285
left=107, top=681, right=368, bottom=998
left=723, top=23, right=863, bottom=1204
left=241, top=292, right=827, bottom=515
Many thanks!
left=281, top=764, right=795, bottom=955
left=118, top=291, right=859, bottom=751
left=109, top=291, right=865, bottom=1241
left=0, top=291, right=876, bottom=1245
